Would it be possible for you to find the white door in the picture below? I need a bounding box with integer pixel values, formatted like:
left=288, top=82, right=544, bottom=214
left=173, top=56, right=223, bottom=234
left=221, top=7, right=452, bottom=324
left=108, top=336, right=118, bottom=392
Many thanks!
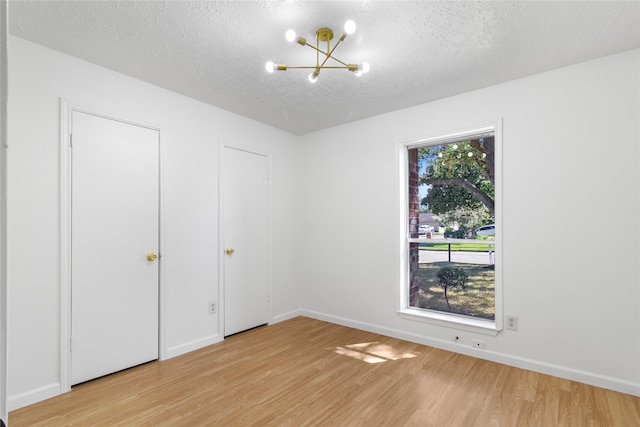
left=71, top=111, right=159, bottom=385
left=223, top=147, right=270, bottom=336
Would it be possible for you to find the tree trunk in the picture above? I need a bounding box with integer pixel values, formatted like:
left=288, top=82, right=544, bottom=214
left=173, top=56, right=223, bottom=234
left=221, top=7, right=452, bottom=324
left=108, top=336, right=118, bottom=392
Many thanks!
left=444, top=287, right=452, bottom=311
left=470, top=136, right=495, bottom=186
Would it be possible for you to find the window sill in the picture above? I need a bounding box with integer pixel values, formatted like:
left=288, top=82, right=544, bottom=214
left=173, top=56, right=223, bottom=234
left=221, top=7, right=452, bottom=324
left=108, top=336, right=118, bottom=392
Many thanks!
left=398, top=308, right=500, bottom=337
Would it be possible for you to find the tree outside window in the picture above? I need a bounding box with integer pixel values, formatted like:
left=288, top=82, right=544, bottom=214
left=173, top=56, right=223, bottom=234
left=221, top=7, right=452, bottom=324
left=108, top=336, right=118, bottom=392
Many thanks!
left=407, top=132, right=496, bottom=321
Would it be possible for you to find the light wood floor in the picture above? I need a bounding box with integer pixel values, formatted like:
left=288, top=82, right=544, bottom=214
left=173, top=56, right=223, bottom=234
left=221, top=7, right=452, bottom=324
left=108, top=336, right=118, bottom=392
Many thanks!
left=10, top=316, right=640, bottom=426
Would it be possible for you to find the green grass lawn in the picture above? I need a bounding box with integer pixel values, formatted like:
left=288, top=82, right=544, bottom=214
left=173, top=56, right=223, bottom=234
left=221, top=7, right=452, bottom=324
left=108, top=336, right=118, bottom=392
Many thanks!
left=414, top=261, right=495, bottom=320
left=419, top=243, right=495, bottom=252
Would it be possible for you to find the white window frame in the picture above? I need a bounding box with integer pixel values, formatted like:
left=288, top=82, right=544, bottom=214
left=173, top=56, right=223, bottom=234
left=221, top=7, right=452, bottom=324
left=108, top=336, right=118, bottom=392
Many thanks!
left=398, top=121, right=503, bottom=336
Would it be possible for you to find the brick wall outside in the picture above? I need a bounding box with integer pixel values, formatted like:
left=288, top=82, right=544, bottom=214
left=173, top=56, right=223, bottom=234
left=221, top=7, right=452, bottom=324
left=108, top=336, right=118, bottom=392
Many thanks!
left=408, top=149, right=420, bottom=307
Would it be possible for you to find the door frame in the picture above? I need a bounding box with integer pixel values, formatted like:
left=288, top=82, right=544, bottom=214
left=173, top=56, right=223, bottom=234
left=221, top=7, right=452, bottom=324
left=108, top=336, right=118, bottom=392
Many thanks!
left=218, top=143, right=273, bottom=337
left=59, top=100, right=165, bottom=392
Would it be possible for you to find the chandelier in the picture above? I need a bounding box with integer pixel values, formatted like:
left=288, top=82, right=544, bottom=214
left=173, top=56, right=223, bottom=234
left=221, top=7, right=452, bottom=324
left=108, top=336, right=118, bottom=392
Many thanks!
left=265, top=20, right=370, bottom=83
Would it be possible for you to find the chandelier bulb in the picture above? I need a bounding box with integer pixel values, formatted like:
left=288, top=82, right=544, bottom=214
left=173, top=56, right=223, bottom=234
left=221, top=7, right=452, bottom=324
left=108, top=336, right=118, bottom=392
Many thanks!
left=344, top=20, right=356, bottom=35
left=355, top=62, right=370, bottom=77
left=308, top=71, right=319, bottom=83
left=285, top=29, right=297, bottom=43
left=265, top=61, right=275, bottom=73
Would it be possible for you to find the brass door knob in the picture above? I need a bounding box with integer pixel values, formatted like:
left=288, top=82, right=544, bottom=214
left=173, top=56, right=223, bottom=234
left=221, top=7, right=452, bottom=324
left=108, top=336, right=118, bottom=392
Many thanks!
left=147, top=252, right=158, bottom=261
left=225, top=248, right=235, bottom=255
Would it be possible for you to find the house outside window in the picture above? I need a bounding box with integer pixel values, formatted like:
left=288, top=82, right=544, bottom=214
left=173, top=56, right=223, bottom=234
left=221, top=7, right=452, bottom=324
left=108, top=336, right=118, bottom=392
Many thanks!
left=399, top=124, right=502, bottom=334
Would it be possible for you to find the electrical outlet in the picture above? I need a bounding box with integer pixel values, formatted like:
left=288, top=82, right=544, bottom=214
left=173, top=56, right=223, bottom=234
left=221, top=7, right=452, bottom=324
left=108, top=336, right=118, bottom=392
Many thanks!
left=472, top=339, right=486, bottom=349
left=506, top=315, right=518, bottom=331
left=209, top=302, right=216, bottom=314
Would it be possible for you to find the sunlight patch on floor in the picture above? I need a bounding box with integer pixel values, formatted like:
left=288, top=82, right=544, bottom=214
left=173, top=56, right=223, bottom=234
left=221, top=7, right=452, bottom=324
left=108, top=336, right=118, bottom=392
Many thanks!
left=334, top=342, right=418, bottom=364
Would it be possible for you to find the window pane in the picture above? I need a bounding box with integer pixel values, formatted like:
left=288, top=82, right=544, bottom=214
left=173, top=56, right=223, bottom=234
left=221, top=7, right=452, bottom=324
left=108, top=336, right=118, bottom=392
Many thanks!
left=406, top=132, right=496, bottom=322
left=409, top=242, right=495, bottom=320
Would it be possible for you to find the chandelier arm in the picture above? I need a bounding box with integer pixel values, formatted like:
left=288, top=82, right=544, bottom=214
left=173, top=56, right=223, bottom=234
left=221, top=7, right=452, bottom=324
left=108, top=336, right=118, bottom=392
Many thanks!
left=282, top=66, right=352, bottom=70
left=319, top=35, right=346, bottom=69
left=302, top=44, right=350, bottom=67
left=324, top=55, right=349, bottom=67
left=307, top=44, right=349, bottom=68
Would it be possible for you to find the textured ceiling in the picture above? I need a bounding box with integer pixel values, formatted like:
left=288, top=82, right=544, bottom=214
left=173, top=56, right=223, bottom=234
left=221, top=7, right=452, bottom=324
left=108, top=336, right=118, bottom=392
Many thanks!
left=8, top=1, right=640, bottom=135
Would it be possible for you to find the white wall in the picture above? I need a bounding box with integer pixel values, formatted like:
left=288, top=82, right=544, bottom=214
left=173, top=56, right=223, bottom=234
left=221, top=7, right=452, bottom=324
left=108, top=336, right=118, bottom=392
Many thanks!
left=7, top=37, right=301, bottom=409
left=298, top=49, right=640, bottom=396
left=1, top=1, right=9, bottom=423
left=6, top=34, right=638, bottom=411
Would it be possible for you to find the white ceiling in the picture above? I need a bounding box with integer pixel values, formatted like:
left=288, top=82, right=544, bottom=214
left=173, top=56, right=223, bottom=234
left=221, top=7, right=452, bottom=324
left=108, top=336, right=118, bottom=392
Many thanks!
left=8, top=1, right=640, bottom=135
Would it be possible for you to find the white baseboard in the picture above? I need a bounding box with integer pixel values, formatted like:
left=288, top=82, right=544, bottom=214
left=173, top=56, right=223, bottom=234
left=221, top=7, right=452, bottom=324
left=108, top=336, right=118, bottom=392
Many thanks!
left=9, top=335, right=223, bottom=411
left=8, top=382, right=60, bottom=411
left=299, top=309, right=640, bottom=397
left=165, top=333, right=222, bottom=360
left=270, top=309, right=303, bottom=325
left=10, top=311, right=637, bottom=413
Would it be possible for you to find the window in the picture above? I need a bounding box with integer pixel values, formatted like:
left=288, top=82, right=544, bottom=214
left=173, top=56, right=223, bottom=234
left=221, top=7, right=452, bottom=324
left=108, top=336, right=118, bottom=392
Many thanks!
left=399, top=125, right=502, bottom=334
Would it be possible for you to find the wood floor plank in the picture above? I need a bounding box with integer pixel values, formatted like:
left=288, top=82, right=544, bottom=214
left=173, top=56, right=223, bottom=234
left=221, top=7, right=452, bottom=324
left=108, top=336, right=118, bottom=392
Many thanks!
left=9, top=317, right=640, bottom=426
